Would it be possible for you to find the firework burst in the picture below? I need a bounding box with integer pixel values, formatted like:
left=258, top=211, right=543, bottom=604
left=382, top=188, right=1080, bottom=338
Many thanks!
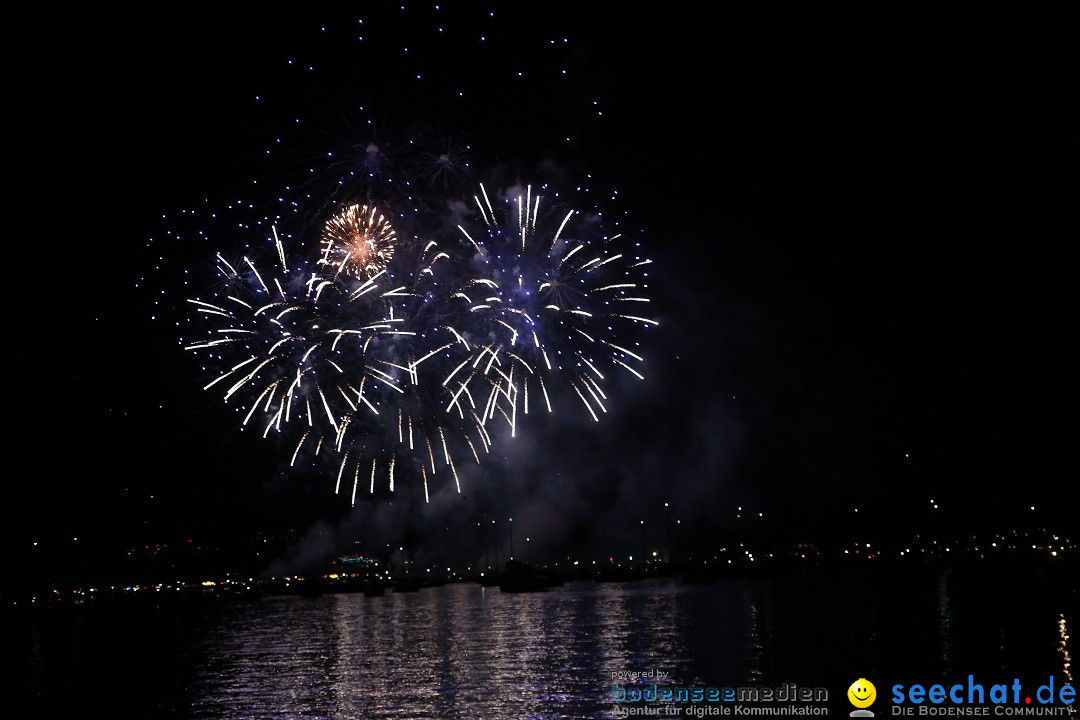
left=153, top=6, right=660, bottom=505
left=449, top=183, right=656, bottom=433
left=183, top=216, right=490, bottom=504
left=319, top=203, right=397, bottom=279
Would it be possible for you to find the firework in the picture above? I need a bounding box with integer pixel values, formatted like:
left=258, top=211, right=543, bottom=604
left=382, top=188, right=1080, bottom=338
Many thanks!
left=449, top=183, right=656, bottom=433
left=155, top=5, right=658, bottom=504
left=320, top=203, right=397, bottom=279
left=183, top=213, right=488, bottom=504
left=178, top=176, right=654, bottom=503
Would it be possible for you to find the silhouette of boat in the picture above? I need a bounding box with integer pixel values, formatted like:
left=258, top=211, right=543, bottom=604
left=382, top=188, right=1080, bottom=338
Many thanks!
left=499, top=560, right=552, bottom=593
left=296, top=577, right=324, bottom=597
left=363, top=582, right=387, bottom=597
left=392, top=577, right=424, bottom=593
left=595, top=565, right=645, bottom=583
left=478, top=572, right=501, bottom=587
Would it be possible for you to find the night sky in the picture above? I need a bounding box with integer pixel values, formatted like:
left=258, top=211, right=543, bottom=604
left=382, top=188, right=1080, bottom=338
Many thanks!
left=8, top=6, right=1077, bottom=585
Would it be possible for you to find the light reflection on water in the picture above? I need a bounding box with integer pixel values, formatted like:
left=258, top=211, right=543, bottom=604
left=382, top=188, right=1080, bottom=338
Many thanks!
left=938, top=573, right=954, bottom=676
left=186, top=581, right=726, bottom=719
left=1060, top=613, right=1075, bottom=718
left=14, top=572, right=1074, bottom=719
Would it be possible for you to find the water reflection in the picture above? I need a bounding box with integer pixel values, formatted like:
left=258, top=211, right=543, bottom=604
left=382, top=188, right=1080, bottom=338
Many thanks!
left=17, top=572, right=1075, bottom=718
left=748, top=591, right=775, bottom=682
left=185, top=581, right=716, bottom=719
left=1060, top=613, right=1074, bottom=717
left=1060, top=613, right=1073, bottom=683
left=937, top=572, right=954, bottom=676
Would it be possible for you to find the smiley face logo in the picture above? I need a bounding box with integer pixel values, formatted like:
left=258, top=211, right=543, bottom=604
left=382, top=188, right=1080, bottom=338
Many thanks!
left=848, top=678, right=877, bottom=709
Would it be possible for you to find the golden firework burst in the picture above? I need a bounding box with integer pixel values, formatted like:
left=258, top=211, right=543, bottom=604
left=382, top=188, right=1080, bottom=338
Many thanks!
left=320, top=204, right=396, bottom=278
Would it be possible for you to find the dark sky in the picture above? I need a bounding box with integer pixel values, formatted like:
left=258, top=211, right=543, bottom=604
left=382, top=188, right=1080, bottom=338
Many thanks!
left=8, top=6, right=1078, bottom=581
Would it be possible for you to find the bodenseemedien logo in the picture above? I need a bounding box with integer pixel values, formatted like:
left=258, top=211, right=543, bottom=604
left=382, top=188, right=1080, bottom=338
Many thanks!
left=849, top=678, right=877, bottom=717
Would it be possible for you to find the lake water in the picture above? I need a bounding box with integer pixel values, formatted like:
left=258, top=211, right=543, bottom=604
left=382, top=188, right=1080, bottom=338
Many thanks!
left=9, top=569, right=1075, bottom=718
